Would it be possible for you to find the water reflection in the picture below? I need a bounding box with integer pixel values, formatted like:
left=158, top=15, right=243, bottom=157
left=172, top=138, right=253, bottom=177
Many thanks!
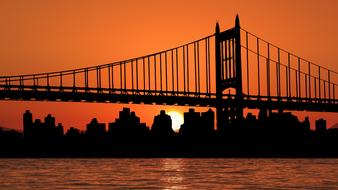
left=160, top=158, right=185, bottom=189
left=0, top=159, right=337, bottom=189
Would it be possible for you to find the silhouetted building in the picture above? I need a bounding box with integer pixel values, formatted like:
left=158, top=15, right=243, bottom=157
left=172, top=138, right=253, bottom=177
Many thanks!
left=316, top=119, right=327, bottom=133
left=56, top=123, right=64, bottom=139
left=268, top=111, right=301, bottom=130
left=180, top=109, right=200, bottom=136
left=108, top=108, right=149, bottom=142
left=22, top=111, right=64, bottom=142
left=23, top=110, right=33, bottom=139
left=179, top=108, right=215, bottom=141
left=45, top=114, right=55, bottom=129
left=151, top=110, right=174, bottom=140
left=86, top=118, right=106, bottom=140
left=201, top=109, right=215, bottom=132
left=65, top=127, right=81, bottom=139
left=302, top=117, right=311, bottom=132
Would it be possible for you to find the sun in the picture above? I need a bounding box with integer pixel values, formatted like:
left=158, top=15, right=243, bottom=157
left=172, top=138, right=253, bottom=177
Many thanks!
left=167, top=111, right=184, bottom=132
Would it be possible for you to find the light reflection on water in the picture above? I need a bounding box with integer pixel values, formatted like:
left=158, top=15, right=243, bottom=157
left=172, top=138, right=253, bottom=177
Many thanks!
left=0, top=158, right=337, bottom=189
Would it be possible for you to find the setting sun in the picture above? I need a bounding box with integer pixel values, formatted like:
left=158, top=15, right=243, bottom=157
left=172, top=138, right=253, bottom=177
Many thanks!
left=167, top=111, right=184, bottom=132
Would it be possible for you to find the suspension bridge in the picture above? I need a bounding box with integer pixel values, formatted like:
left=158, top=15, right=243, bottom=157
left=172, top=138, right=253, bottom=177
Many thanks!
left=1, top=16, right=337, bottom=130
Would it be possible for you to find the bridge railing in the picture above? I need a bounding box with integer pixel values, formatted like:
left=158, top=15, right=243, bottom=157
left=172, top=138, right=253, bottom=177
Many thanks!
left=240, top=28, right=337, bottom=104
left=0, top=34, right=217, bottom=100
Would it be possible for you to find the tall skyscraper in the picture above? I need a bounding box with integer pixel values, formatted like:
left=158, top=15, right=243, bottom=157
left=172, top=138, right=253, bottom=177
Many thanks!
left=23, top=110, right=33, bottom=138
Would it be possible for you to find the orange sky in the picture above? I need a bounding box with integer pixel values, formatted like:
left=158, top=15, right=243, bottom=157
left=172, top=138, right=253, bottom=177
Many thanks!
left=0, top=0, right=338, bottom=131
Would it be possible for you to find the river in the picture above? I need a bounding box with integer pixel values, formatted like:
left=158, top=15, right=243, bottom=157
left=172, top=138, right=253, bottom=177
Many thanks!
left=0, top=158, right=337, bottom=189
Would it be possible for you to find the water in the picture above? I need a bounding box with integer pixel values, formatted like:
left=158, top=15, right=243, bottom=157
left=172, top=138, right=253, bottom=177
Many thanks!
left=0, top=159, right=337, bottom=189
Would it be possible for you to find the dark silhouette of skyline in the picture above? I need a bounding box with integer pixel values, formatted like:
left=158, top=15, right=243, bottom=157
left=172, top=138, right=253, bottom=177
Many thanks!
left=0, top=107, right=337, bottom=157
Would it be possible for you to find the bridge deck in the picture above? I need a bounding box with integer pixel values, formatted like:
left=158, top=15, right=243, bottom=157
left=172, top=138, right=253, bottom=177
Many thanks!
left=1, top=85, right=337, bottom=112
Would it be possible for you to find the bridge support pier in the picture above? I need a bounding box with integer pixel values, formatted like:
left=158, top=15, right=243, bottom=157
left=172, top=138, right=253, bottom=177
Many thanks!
left=215, top=15, right=244, bottom=131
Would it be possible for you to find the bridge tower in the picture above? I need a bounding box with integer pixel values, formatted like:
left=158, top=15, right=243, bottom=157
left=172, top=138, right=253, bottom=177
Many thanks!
left=215, top=15, right=244, bottom=131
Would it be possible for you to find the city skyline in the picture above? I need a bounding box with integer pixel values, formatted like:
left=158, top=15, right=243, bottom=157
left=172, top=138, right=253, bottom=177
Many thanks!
left=0, top=106, right=336, bottom=157
left=22, top=108, right=213, bottom=135
left=18, top=107, right=333, bottom=137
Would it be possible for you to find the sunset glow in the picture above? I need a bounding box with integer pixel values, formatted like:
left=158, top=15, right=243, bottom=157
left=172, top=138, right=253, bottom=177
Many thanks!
left=167, top=111, right=184, bottom=132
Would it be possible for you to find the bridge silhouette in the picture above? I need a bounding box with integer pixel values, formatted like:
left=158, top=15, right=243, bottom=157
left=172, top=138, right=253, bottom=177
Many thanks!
left=1, top=15, right=337, bottom=130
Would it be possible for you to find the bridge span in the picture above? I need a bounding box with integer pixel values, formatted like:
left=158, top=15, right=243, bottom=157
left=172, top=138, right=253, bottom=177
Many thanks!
left=1, top=16, right=337, bottom=129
